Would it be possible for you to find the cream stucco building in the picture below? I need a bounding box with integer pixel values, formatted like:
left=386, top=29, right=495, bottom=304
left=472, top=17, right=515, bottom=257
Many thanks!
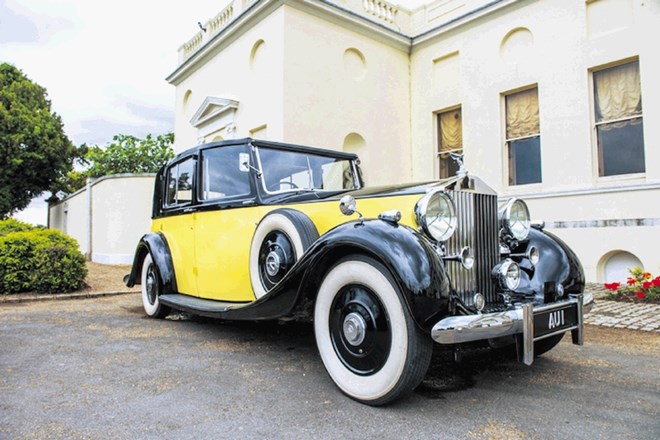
left=167, top=0, right=660, bottom=282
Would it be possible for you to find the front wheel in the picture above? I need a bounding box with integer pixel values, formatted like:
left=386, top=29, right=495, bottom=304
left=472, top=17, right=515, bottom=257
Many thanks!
left=534, top=333, right=564, bottom=357
left=313, top=256, right=433, bottom=406
left=141, top=253, right=171, bottom=319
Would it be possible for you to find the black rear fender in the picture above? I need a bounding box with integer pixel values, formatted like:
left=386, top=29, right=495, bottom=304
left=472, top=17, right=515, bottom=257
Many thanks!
left=125, top=233, right=177, bottom=294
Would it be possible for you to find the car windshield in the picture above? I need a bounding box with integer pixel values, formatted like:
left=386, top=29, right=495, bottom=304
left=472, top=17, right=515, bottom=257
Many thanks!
left=256, top=147, right=359, bottom=194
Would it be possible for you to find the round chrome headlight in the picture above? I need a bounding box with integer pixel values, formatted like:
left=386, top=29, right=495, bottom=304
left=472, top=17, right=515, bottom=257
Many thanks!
left=500, top=198, right=531, bottom=241
left=493, top=258, right=521, bottom=291
left=415, top=190, right=457, bottom=242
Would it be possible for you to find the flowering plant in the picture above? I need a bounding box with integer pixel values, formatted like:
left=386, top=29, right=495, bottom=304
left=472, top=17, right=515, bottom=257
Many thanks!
left=604, top=266, right=660, bottom=303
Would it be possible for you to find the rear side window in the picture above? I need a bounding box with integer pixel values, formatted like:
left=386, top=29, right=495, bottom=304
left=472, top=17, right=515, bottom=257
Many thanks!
left=165, top=158, right=194, bottom=207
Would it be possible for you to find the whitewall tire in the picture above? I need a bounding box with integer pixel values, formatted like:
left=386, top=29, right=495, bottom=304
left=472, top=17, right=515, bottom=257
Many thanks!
left=313, top=256, right=433, bottom=405
left=141, top=253, right=171, bottom=319
left=249, top=209, right=318, bottom=299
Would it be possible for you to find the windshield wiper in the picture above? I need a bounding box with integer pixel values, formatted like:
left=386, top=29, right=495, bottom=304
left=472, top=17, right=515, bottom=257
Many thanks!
left=267, top=188, right=323, bottom=203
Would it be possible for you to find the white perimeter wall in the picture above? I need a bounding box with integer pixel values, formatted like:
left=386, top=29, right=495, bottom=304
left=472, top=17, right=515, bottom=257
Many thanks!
left=49, top=174, right=155, bottom=265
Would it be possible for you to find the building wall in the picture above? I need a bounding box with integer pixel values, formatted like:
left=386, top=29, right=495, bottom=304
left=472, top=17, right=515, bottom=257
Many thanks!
left=168, top=0, right=660, bottom=281
left=409, top=0, right=660, bottom=280
left=281, top=5, right=412, bottom=185
left=49, top=188, right=89, bottom=255
left=49, top=174, right=155, bottom=264
left=172, top=5, right=287, bottom=149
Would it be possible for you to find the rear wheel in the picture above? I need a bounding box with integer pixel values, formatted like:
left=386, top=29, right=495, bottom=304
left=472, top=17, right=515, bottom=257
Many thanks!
left=141, top=253, right=171, bottom=319
left=314, top=256, right=433, bottom=406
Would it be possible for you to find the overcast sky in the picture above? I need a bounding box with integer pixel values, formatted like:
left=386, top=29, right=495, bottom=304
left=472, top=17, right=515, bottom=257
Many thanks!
left=1, top=0, right=228, bottom=146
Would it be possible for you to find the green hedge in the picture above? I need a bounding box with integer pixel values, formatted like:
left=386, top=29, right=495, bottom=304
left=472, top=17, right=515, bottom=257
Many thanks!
left=0, top=219, right=88, bottom=294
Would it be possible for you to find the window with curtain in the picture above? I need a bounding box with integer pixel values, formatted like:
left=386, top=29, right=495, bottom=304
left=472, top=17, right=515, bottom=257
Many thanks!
left=437, top=107, right=462, bottom=178
left=506, top=87, right=542, bottom=186
left=593, top=60, right=645, bottom=177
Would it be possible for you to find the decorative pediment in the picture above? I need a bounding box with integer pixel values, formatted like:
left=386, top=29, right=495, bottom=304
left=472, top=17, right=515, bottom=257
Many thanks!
left=190, top=96, right=239, bottom=128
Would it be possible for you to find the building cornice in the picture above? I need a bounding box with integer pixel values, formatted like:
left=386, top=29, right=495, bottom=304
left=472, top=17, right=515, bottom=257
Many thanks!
left=166, top=0, right=412, bottom=85
left=166, top=0, right=527, bottom=84
left=411, top=0, right=516, bottom=47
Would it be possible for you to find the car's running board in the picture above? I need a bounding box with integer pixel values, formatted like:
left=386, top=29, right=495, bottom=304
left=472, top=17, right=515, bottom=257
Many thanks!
left=159, top=294, right=251, bottom=317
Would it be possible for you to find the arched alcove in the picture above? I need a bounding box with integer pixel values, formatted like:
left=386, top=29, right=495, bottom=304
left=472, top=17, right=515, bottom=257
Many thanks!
left=500, top=27, right=534, bottom=60
left=343, top=132, right=366, bottom=153
left=250, top=39, right=266, bottom=71
left=599, top=250, right=643, bottom=282
left=343, top=48, right=367, bottom=82
left=183, top=90, right=192, bottom=116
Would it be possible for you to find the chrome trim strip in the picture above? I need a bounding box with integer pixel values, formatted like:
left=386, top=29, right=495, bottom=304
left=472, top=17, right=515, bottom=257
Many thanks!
left=522, top=302, right=533, bottom=365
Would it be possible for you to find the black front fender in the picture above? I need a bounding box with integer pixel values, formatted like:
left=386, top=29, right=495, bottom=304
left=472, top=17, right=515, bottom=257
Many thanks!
left=125, top=232, right=177, bottom=294
left=298, top=219, right=452, bottom=332
left=218, top=219, right=451, bottom=331
left=514, top=227, right=585, bottom=299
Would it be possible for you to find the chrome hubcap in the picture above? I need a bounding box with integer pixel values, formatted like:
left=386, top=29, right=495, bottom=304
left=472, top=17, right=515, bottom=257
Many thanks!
left=265, top=251, right=281, bottom=277
left=342, top=312, right=367, bottom=346
left=146, top=266, right=157, bottom=305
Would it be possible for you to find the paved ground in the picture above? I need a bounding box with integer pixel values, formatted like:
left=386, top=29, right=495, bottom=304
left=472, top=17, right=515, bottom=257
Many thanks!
left=4, top=282, right=658, bottom=332
left=1, top=294, right=658, bottom=440
left=584, top=283, right=660, bottom=333
left=585, top=301, right=660, bottom=332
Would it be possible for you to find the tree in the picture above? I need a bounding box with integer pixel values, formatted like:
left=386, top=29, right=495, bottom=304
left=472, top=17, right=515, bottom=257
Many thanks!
left=51, top=132, right=175, bottom=198
left=0, top=63, right=82, bottom=218
left=85, top=132, right=175, bottom=178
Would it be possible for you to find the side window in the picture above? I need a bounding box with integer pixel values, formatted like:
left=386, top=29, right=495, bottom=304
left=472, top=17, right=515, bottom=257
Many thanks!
left=505, top=87, right=542, bottom=186
left=199, top=145, right=252, bottom=200
left=437, top=107, right=462, bottom=179
left=593, top=60, right=644, bottom=177
left=165, top=158, right=194, bottom=207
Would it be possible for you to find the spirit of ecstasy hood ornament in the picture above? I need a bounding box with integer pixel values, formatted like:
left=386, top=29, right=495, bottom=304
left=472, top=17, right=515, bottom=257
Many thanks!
left=449, top=152, right=467, bottom=179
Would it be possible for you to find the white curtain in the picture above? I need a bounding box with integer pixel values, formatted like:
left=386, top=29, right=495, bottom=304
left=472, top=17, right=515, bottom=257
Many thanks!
left=439, top=109, right=462, bottom=153
left=594, top=61, right=642, bottom=125
left=506, top=88, right=539, bottom=140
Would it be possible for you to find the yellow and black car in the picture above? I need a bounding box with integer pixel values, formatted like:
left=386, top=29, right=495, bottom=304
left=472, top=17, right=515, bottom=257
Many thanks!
left=126, top=138, right=593, bottom=405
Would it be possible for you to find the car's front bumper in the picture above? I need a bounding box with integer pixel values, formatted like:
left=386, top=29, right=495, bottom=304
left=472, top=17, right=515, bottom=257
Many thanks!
left=431, top=293, right=594, bottom=365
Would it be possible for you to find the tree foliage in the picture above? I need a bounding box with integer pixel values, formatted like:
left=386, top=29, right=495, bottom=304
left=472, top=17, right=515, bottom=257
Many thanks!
left=52, top=133, right=175, bottom=198
left=85, top=132, right=175, bottom=177
left=0, top=63, right=82, bottom=217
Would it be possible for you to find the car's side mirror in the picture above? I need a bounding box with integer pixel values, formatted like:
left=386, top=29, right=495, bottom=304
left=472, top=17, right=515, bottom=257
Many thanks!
left=239, top=153, right=250, bottom=173
left=339, top=195, right=357, bottom=216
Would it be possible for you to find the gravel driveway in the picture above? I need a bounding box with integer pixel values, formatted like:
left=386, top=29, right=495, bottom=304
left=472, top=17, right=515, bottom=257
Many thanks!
left=1, top=294, right=658, bottom=439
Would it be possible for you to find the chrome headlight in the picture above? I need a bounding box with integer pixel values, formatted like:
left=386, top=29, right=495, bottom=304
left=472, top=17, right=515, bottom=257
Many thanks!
left=415, top=190, right=457, bottom=242
left=500, top=198, right=531, bottom=241
left=493, top=258, right=521, bottom=290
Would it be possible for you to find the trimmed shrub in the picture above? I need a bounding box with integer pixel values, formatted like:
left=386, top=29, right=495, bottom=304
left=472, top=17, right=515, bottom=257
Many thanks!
left=0, top=220, right=87, bottom=294
left=0, top=218, right=34, bottom=235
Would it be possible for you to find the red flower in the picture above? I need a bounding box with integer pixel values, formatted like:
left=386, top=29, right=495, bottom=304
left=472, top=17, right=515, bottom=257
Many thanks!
left=627, top=277, right=636, bottom=286
left=604, top=282, right=620, bottom=291
left=642, top=272, right=652, bottom=280
left=653, top=277, right=660, bottom=287
left=636, top=291, right=645, bottom=299
left=643, top=281, right=652, bottom=289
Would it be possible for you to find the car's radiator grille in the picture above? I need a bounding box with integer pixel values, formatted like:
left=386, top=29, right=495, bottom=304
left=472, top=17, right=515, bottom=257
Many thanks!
left=445, top=191, right=500, bottom=306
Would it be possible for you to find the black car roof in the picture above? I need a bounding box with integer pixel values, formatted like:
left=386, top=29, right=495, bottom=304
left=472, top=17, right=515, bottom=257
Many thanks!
left=171, top=138, right=359, bottom=162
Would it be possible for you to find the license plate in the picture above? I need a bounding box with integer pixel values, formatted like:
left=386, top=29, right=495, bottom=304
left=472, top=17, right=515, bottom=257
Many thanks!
left=534, top=304, right=578, bottom=339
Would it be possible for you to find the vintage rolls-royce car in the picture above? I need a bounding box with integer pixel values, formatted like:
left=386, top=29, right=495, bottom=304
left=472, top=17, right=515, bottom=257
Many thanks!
left=126, top=138, right=593, bottom=405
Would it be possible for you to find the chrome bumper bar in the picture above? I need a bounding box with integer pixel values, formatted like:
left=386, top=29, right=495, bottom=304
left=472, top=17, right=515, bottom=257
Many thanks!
left=431, top=293, right=594, bottom=365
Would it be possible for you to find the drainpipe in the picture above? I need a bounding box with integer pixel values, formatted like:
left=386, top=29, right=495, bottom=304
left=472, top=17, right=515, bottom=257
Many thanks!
left=85, top=178, right=94, bottom=261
